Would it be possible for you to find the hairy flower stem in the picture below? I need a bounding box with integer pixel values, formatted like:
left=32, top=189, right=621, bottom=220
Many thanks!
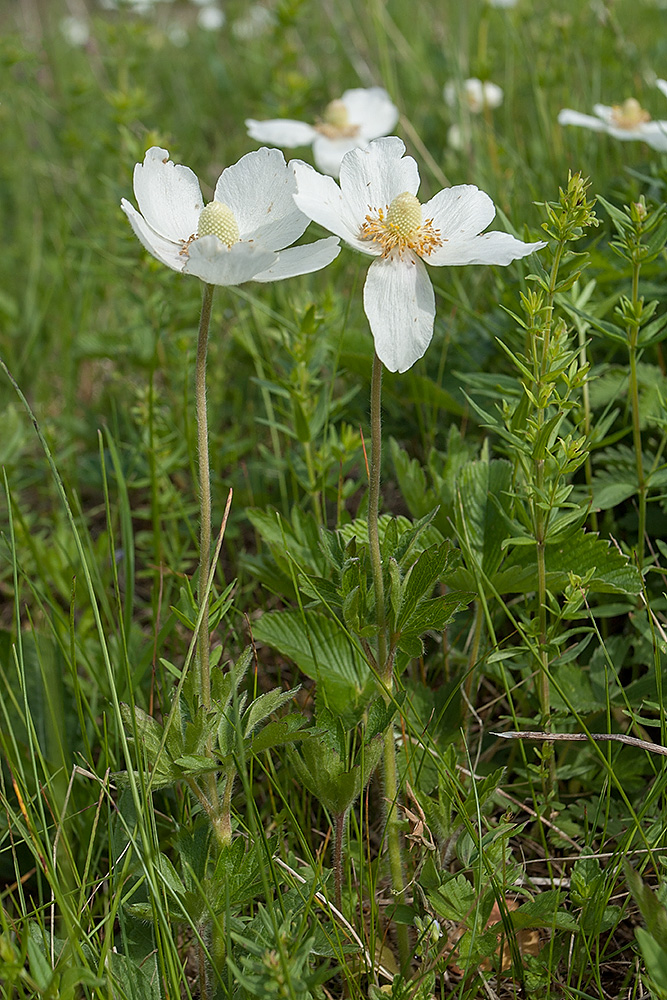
left=333, top=811, right=345, bottom=912
left=195, top=282, right=223, bottom=838
left=196, top=282, right=215, bottom=710
left=627, top=262, right=645, bottom=567
left=368, top=352, right=410, bottom=971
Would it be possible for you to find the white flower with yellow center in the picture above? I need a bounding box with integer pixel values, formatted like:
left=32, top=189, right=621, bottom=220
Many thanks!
left=121, top=146, right=340, bottom=285
left=558, top=81, right=667, bottom=152
left=292, top=137, right=545, bottom=373
left=246, top=87, right=399, bottom=177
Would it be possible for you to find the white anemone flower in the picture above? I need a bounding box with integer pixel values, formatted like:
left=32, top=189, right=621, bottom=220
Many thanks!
left=246, top=87, right=399, bottom=177
left=197, top=5, right=225, bottom=30
left=292, top=137, right=546, bottom=373
left=444, top=78, right=504, bottom=115
left=121, top=146, right=340, bottom=285
left=558, top=84, right=667, bottom=152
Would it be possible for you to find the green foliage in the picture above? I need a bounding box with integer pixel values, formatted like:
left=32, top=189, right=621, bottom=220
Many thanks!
left=288, top=706, right=386, bottom=817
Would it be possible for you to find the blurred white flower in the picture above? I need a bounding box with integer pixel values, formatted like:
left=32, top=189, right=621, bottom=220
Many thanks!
left=60, top=16, right=90, bottom=46
left=231, top=4, right=276, bottom=41
left=167, top=23, right=189, bottom=45
left=246, top=87, right=399, bottom=177
left=558, top=86, right=667, bottom=151
left=122, top=146, right=340, bottom=285
left=197, top=4, right=225, bottom=29
left=444, top=78, right=504, bottom=114
left=293, top=137, right=545, bottom=373
left=486, top=0, right=518, bottom=7
left=447, top=123, right=467, bottom=150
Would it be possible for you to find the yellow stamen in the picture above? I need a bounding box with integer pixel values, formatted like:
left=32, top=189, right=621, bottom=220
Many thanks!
left=197, top=201, right=240, bottom=247
left=315, top=99, right=360, bottom=139
left=359, top=191, right=443, bottom=259
left=610, top=98, right=651, bottom=129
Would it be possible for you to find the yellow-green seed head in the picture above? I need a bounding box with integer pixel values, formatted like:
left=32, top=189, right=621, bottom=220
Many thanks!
left=386, top=192, right=422, bottom=237
left=197, top=202, right=239, bottom=247
left=322, top=99, right=350, bottom=129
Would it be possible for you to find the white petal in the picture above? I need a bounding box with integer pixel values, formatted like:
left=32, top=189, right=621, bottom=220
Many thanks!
left=591, top=104, right=617, bottom=126
left=363, top=253, right=435, bottom=373
left=443, top=82, right=457, bottom=108
left=462, top=78, right=486, bottom=114
left=657, top=79, right=667, bottom=101
left=214, top=147, right=308, bottom=250
left=311, top=135, right=361, bottom=176
left=423, top=184, right=496, bottom=243
left=340, top=87, right=399, bottom=140
left=292, top=160, right=371, bottom=252
left=132, top=146, right=203, bottom=243
left=428, top=231, right=546, bottom=267
left=245, top=118, right=317, bottom=147
left=558, top=109, right=609, bottom=132
left=183, top=236, right=277, bottom=285
left=639, top=121, right=667, bottom=151
left=253, top=237, right=341, bottom=282
left=121, top=199, right=185, bottom=271
left=482, top=81, right=503, bottom=109
left=338, top=137, right=420, bottom=228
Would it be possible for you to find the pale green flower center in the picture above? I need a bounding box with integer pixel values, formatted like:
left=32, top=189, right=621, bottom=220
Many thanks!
left=385, top=192, right=423, bottom=237
left=359, top=191, right=443, bottom=259
left=323, top=99, right=349, bottom=128
left=316, top=99, right=360, bottom=139
left=197, top=201, right=240, bottom=247
left=610, top=98, right=650, bottom=129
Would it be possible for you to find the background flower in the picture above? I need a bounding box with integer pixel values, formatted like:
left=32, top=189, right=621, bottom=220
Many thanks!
left=293, top=137, right=545, bottom=373
left=246, top=87, right=399, bottom=177
left=444, top=78, right=504, bottom=114
left=121, top=146, right=339, bottom=285
left=558, top=85, right=667, bottom=151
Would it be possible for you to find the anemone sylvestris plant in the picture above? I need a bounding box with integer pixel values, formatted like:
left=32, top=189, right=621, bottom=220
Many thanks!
left=292, top=135, right=546, bottom=968
left=122, top=145, right=339, bottom=844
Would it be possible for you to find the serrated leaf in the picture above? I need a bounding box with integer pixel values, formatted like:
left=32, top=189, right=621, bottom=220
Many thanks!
left=496, top=529, right=641, bottom=596
left=590, top=478, right=637, bottom=510
left=455, top=459, right=513, bottom=578
left=510, top=891, right=577, bottom=932
left=173, top=754, right=220, bottom=776
left=243, top=685, right=300, bottom=737
left=253, top=610, right=372, bottom=720
left=121, top=703, right=164, bottom=758
left=248, top=714, right=309, bottom=756
left=398, top=594, right=471, bottom=640
left=428, top=872, right=476, bottom=921
left=395, top=543, right=453, bottom=632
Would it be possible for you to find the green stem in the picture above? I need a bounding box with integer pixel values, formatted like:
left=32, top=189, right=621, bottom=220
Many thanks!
left=196, top=282, right=215, bottom=709
left=194, top=283, right=224, bottom=845
left=367, top=351, right=410, bottom=971
left=303, top=439, right=323, bottom=527
left=577, top=320, right=598, bottom=532
left=368, top=353, right=387, bottom=673
left=628, top=262, right=645, bottom=567
left=333, top=811, right=345, bottom=912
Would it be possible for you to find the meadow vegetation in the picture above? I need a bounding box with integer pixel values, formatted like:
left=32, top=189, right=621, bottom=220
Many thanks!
left=2, top=1, right=667, bottom=997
